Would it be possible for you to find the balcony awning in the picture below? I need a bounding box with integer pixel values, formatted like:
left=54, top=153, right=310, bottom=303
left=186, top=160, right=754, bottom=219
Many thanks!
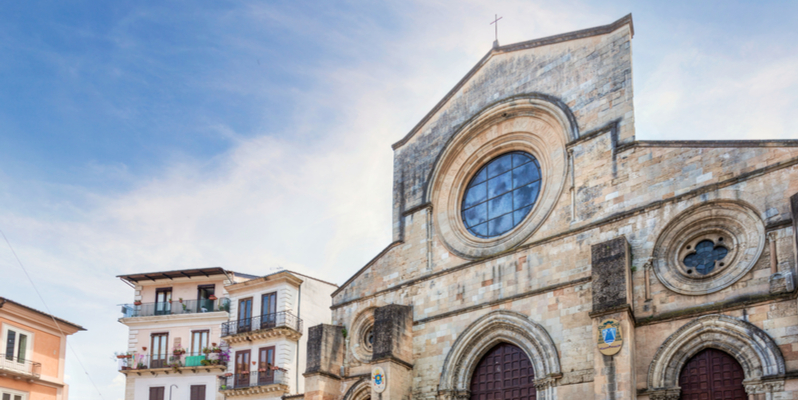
left=118, top=267, right=230, bottom=284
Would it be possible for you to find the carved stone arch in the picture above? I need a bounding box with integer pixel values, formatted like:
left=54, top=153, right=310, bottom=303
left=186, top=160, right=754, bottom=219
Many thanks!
left=646, top=314, right=786, bottom=399
left=343, top=377, right=371, bottom=400
left=426, top=94, right=576, bottom=259
left=438, top=310, right=561, bottom=400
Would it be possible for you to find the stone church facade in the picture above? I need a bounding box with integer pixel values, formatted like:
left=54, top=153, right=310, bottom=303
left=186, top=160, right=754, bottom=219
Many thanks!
left=302, top=15, right=798, bottom=400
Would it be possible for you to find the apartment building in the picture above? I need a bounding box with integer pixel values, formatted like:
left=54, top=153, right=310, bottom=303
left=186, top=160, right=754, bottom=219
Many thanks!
left=116, top=268, right=255, bottom=400
left=0, top=297, right=85, bottom=400
left=220, top=270, right=336, bottom=399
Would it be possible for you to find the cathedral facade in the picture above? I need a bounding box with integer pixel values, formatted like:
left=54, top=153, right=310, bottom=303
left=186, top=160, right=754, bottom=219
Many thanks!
left=302, top=15, right=798, bottom=400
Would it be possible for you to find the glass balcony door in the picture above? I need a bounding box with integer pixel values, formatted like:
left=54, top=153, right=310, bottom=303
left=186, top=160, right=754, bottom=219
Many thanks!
left=237, top=298, right=252, bottom=333
left=150, top=333, right=168, bottom=368
left=155, top=288, right=172, bottom=316
left=258, top=346, right=275, bottom=385
left=261, top=292, right=277, bottom=329
left=235, top=350, right=250, bottom=388
left=197, top=285, right=215, bottom=312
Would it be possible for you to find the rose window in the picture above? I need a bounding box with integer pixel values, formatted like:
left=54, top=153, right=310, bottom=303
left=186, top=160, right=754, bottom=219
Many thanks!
left=683, top=239, right=729, bottom=275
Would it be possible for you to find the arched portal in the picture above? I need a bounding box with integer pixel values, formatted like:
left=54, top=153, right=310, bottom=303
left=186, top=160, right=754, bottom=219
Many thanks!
left=470, top=343, right=536, bottom=400
left=679, top=348, right=746, bottom=400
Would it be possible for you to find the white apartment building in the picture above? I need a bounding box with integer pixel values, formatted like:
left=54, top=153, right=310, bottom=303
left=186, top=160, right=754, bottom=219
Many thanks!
left=219, top=270, right=336, bottom=399
left=116, top=267, right=255, bottom=400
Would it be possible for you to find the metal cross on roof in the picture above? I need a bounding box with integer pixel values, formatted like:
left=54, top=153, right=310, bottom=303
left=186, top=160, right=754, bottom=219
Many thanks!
left=490, top=14, right=503, bottom=43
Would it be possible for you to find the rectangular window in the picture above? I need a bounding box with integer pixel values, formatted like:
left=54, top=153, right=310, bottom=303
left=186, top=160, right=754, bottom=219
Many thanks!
left=197, top=285, right=215, bottom=312
left=261, top=292, right=277, bottom=329
left=150, top=333, right=168, bottom=368
left=257, top=346, right=275, bottom=384
left=189, top=385, right=205, bottom=400
left=237, top=297, right=253, bottom=333
left=3, top=325, right=32, bottom=363
left=155, top=288, right=172, bottom=315
left=148, top=387, right=164, bottom=400
left=1, top=390, right=27, bottom=400
left=191, top=330, right=209, bottom=355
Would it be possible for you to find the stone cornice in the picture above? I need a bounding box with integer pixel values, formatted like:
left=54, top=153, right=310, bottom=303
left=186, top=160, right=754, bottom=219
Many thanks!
left=119, top=311, right=228, bottom=327
left=226, top=271, right=303, bottom=293
left=222, top=327, right=302, bottom=344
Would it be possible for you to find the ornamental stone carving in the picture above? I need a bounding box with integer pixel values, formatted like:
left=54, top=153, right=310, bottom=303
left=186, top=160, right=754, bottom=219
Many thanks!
left=652, top=201, right=765, bottom=295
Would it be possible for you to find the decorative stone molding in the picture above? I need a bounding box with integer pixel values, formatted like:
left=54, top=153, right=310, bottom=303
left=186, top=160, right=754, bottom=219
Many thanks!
left=652, top=201, right=765, bottom=295
left=223, top=327, right=302, bottom=344
left=426, top=95, right=571, bottom=259
left=438, top=310, right=561, bottom=400
left=744, top=380, right=784, bottom=394
left=645, top=388, right=681, bottom=400
left=349, top=307, right=376, bottom=364
left=647, top=314, right=785, bottom=393
left=343, top=377, right=371, bottom=400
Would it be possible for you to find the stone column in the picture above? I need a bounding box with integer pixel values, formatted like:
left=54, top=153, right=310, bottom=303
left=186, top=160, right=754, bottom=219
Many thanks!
left=371, top=304, right=414, bottom=400
left=304, top=324, right=345, bottom=400
left=589, top=237, right=637, bottom=400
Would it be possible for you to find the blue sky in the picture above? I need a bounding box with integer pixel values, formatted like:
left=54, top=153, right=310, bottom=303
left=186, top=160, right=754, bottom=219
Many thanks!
left=0, top=1, right=796, bottom=399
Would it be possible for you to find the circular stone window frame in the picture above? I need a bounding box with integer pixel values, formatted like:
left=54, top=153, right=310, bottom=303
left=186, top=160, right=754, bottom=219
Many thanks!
left=427, top=97, right=572, bottom=259
left=652, top=201, right=765, bottom=295
left=349, top=308, right=376, bottom=364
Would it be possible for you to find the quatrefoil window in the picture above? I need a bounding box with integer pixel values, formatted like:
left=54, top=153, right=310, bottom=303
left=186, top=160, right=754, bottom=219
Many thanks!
left=683, top=239, right=729, bottom=275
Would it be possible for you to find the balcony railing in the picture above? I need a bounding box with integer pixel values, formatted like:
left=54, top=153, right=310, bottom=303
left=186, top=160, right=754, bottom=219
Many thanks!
left=118, top=352, right=227, bottom=371
left=221, top=311, right=302, bottom=337
left=219, top=369, right=289, bottom=390
left=120, top=298, right=230, bottom=318
left=0, top=354, right=42, bottom=379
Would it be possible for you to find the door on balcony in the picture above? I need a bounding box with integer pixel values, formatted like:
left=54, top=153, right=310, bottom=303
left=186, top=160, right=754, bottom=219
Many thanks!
left=235, top=350, right=251, bottom=388
left=150, top=333, right=169, bottom=369
left=197, top=285, right=215, bottom=313
left=155, top=288, right=172, bottom=315
left=191, top=330, right=209, bottom=357
left=258, top=346, right=275, bottom=385
left=261, top=292, right=277, bottom=329
left=237, top=298, right=253, bottom=334
left=3, top=326, right=31, bottom=365
left=148, top=387, right=164, bottom=400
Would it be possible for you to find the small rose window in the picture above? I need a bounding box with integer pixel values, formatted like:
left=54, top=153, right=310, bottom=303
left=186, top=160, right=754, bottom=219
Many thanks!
left=683, top=239, right=729, bottom=275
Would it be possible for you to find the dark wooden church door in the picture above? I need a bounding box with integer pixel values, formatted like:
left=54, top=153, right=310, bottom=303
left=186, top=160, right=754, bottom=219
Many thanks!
left=679, top=348, right=746, bottom=400
left=470, top=343, right=536, bottom=400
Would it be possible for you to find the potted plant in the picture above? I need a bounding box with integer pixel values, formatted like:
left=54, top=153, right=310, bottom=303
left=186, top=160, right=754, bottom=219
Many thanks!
left=172, top=348, right=186, bottom=356
left=133, top=300, right=142, bottom=306
left=223, top=372, right=233, bottom=377
left=208, top=294, right=218, bottom=301
left=137, top=362, right=147, bottom=369
left=142, top=346, right=147, bottom=352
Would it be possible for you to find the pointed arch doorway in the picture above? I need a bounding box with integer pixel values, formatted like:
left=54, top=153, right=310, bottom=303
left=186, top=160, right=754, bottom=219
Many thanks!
left=679, top=348, right=746, bottom=400
left=470, top=343, right=536, bottom=400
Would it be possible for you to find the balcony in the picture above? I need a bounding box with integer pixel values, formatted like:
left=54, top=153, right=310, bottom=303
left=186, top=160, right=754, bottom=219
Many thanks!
left=118, top=352, right=227, bottom=375
left=0, top=354, right=41, bottom=381
left=120, top=298, right=230, bottom=318
left=220, top=312, right=303, bottom=343
left=219, top=369, right=289, bottom=396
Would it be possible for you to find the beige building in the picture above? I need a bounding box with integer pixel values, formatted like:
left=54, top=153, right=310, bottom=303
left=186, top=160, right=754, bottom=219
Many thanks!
left=219, top=270, right=337, bottom=398
left=0, top=297, right=84, bottom=400
left=116, top=267, right=254, bottom=400
left=302, top=15, right=799, bottom=400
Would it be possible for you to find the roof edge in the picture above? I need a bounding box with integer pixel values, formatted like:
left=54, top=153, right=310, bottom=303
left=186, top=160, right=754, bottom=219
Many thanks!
left=0, top=297, right=86, bottom=332
left=391, top=14, right=634, bottom=151
left=331, top=240, right=403, bottom=298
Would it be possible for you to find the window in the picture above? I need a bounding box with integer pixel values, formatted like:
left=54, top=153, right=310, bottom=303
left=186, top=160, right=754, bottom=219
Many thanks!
left=683, top=239, right=729, bottom=275
left=238, top=298, right=253, bottom=333
left=3, top=325, right=32, bottom=363
left=363, top=327, right=374, bottom=351
left=1, top=389, right=26, bottom=400
left=197, top=285, right=215, bottom=312
left=461, top=151, right=542, bottom=238
left=155, top=288, right=172, bottom=315
left=150, top=333, right=168, bottom=368
left=191, top=330, right=209, bottom=355
left=261, top=292, right=277, bottom=329
left=189, top=385, right=206, bottom=400
left=148, top=387, right=164, bottom=400
left=258, top=346, right=275, bottom=384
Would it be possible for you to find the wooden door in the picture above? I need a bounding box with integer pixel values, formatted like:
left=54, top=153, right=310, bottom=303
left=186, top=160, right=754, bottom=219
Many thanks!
left=679, top=348, right=746, bottom=400
left=469, top=343, right=535, bottom=400
left=150, top=333, right=168, bottom=368
left=235, top=350, right=251, bottom=388
left=237, top=298, right=253, bottom=333
left=258, top=346, right=275, bottom=384
left=261, top=292, right=277, bottom=329
left=189, top=385, right=206, bottom=400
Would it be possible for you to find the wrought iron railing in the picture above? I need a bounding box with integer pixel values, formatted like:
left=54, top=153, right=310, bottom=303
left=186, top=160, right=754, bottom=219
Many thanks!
left=120, top=298, right=230, bottom=318
left=117, top=352, right=228, bottom=371
left=220, top=311, right=302, bottom=337
left=219, top=369, right=289, bottom=390
left=0, top=354, right=41, bottom=378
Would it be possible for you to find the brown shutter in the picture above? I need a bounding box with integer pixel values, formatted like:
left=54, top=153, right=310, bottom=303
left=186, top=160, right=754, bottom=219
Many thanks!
left=149, top=387, right=164, bottom=400
left=190, top=385, right=206, bottom=400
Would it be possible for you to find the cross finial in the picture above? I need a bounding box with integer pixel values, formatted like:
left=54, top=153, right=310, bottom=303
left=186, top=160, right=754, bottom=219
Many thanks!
left=490, top=14, right=503, bottom=47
